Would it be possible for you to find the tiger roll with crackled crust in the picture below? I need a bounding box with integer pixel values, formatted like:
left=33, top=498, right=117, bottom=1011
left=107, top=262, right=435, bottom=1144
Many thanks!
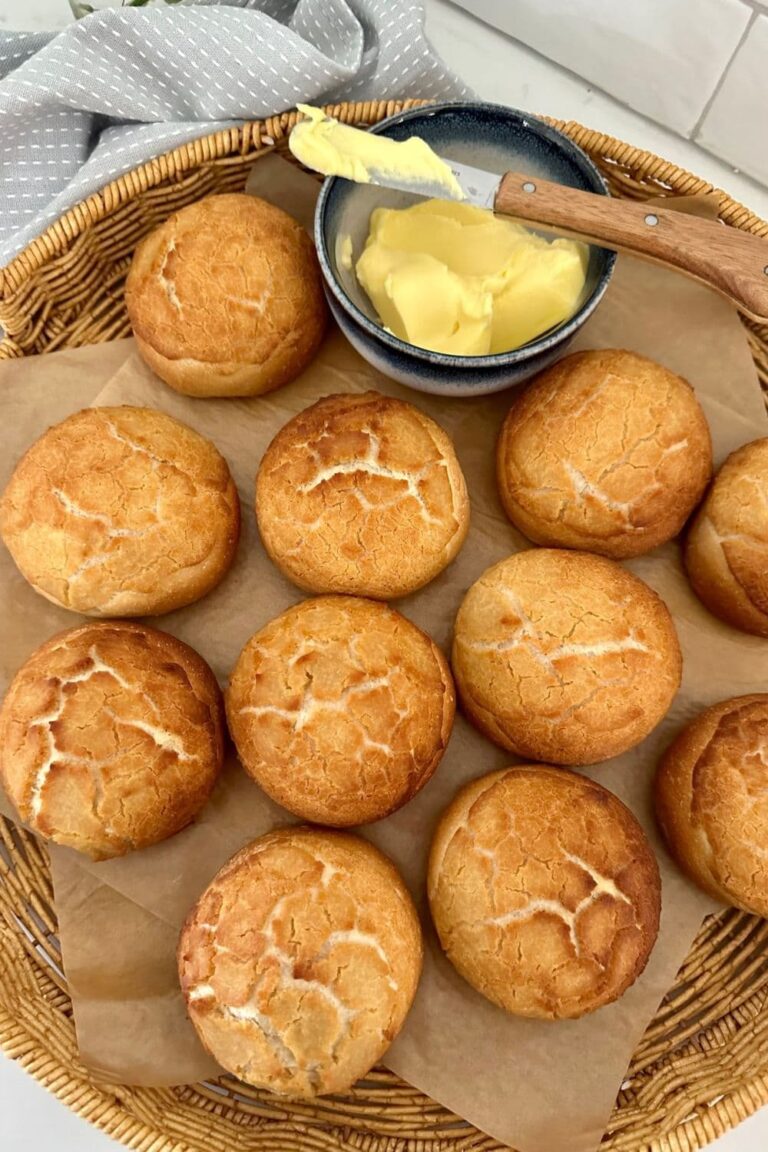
left=126, top=194, right=327, bottom=397
left=255, top=391, right=470, bottom=599
left=428, top=766, right=661, bottom=1018
left=684, top=438, right=768, bottom=636
left=227, top=596, right=454, bottom=826
left=178, top=827, right=423, bottom=1096
left=0, top=406, right=239, bottom=616
left=452, top=549, right=681, bottom=764
left=0, top=622, right=224, bottom=860
left=655, top=694, right=768, bottom=917
left=497, top=350, right=712, bottom=558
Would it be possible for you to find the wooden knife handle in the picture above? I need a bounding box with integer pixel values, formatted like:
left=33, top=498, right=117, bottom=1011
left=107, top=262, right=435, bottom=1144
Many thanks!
left=494, top=172, right=768, bottom=323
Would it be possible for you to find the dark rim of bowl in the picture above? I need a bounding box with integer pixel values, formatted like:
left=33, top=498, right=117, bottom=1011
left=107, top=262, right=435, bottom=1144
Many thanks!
left=314, top=100, right=617, bottom=368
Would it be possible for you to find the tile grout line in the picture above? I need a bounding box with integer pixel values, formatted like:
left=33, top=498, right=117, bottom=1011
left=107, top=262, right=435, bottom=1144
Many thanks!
left=435, top=0, right=696, bottom=136
left=437, top=0, right=759, bottom=154
left=689, top=7, right=756, bottom=141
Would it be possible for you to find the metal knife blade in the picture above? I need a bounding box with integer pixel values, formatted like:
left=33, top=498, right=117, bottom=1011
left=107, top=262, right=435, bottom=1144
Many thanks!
left=366, top=158, right=499, bottom=210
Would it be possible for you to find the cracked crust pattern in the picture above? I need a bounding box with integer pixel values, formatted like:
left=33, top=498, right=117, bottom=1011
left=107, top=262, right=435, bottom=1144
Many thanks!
left=126, top=194, right=327, bottom=398
left=0, top=405, right=240, bottom=617
left=428, top=766, right=660, bottom=1019
left=452, top=549, right=681, bottom=764
left=655, top=694, right=768, bottom=916
left=684, top=438, right=768, bottom=637
left=255, top=392, right=470, bottom=599
left=226, top=597, right=454, bottom=826
left=178, top=827, right=423, bottom=1097
left=497, top=349, right=712, bottom=559
left=0, top=622, right=224, bottom=860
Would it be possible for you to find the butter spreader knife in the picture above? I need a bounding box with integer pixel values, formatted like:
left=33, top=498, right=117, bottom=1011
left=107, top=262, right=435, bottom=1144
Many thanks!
left=290, top=110, right=768, bottom=324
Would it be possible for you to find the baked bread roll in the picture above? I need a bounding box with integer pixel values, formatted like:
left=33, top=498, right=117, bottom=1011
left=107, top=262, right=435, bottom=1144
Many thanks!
left=497, top=349, right=712, bottom=558
left=428, top=767, right=660, bottom=1018
left=179, top=827, right=422, bottom=1096
left=684, top=438, right=768, bottom=636
left=655, top=694, right=768, bottom=916
left=227, top=596, right=454, bottom=825
left=0, top=406, right=239, bottom=616
left=256, top=391, right=469, bottom=599
left=452, top=549, right=681, bottom=764
left=126, top=194, right=327, bottom=397
left=0, top=622, right=224, bottom=860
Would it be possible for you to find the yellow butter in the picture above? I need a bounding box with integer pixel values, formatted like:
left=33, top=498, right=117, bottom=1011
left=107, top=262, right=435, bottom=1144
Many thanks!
left=356, top=199, right=588, bottom=356
left=338, top=234, right=354, bottom=271
left=289, top=104, right=463, bottom=200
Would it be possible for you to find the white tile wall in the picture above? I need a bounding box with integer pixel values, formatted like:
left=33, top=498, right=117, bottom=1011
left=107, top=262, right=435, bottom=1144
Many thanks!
left=425, top=0, right=768, bottom=217
left=451, top=0, right=752, bottom=135
left=451, top=0, right=767, bottom=188
left=697, top=15, right=768, bottom=185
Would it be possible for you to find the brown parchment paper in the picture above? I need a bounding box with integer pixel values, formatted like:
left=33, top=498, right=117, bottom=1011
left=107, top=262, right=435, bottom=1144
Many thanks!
left=1, top=165, right=767, bottom=1152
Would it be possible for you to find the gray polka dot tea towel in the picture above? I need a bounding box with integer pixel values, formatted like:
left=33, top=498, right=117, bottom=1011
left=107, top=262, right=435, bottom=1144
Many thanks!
left=0, top=0, right=469, bottom=266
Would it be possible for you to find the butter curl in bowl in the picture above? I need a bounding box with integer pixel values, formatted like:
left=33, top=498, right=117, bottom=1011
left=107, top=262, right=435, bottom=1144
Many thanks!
left=311, top=101, right=615, bottom=397
left=356, top=200, right=587, bottom=358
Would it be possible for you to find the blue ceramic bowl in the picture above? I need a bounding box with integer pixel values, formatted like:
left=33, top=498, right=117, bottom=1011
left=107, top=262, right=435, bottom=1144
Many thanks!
left=314, top=102, right=616, bottom=397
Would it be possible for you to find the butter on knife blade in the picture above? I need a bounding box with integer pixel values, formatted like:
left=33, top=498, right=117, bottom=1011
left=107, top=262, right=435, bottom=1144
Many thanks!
left=288, top=104, right=466, bottom=201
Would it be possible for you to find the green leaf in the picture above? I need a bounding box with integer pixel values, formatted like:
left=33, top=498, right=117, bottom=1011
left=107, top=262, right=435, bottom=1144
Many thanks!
left=69, top=0, right=95, bottom=17
left=124, top=0, right=152, bottom=6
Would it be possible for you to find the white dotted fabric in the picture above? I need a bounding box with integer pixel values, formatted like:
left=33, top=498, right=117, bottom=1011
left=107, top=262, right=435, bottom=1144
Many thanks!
left=0, top=0, right=470, bottom=266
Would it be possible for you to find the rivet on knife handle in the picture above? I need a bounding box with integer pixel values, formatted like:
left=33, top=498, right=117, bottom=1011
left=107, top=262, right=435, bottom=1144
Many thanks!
left=493, top=172, right=768, bottom=323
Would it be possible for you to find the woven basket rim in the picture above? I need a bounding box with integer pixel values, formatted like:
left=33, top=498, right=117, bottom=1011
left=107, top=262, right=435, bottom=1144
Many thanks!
left=2, top=101, right=768, bottom=1152
left=4, top=996, right=768, bottom=1152
left=2, top=101, right=768, bottom=293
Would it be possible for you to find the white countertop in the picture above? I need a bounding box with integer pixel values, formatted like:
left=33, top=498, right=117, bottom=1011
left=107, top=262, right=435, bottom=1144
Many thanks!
left=0, top=1, right=766, bottom=1149
left=1, top=1048, right=766, bottom=1152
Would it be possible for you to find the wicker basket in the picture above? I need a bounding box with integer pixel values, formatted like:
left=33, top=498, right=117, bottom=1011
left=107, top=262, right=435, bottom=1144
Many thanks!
left=1, top=99, right=768, bottom=1152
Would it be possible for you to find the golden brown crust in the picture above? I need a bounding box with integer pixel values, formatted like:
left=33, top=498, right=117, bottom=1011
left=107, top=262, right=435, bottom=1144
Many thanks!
left=226, top=596, right=454, bottom=826
left=428, top=766, right=660, bottom=1019
left=255, top=391, right=470, bottom=599
left=684, top=438, right=768, bottom=636
left=497, top=350, right=712, bottom=559
left=178, top=827, right=423, bottom=1096
left=655, top=694, right=768, bottom=916
left=452, top=549, right=681, bottom=764
left=126, top=194, right=327, bottom=398
left=0, top=622, right=224, bottom=860
left=0, top=405, right=240, bottom=616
